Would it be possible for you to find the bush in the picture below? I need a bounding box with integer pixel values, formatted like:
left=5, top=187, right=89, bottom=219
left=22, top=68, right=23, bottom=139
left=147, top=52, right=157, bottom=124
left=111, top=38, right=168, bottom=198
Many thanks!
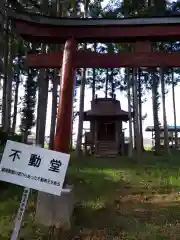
left=0, top=129, right=22, bottom=147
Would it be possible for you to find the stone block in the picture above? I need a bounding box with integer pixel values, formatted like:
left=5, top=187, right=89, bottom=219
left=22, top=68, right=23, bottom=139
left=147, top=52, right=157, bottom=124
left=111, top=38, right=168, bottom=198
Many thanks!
left=35, top=185, right=74, bottom=230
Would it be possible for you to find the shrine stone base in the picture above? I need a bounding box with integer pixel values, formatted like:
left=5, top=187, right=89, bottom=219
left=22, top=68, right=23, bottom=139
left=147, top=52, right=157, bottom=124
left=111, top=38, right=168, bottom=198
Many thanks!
left=35, top=185, right=74, bottom=230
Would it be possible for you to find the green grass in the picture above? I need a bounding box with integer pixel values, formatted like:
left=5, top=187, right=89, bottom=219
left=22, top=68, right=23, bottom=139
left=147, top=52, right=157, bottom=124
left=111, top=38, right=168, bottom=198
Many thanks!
left=1, top=153, right=180, bottom=239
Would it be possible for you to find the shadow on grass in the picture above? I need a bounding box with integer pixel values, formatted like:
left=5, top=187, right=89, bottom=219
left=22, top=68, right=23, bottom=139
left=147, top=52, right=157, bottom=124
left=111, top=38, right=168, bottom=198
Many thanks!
left=70, top=181, right=180, bottom=239
left=69, top=152, right=180, bottom=170
left=71, top=200, right=180, bottom=239
left=69, top=155, right=138, bottom=168
left=68, top=165, right=128, bottom=203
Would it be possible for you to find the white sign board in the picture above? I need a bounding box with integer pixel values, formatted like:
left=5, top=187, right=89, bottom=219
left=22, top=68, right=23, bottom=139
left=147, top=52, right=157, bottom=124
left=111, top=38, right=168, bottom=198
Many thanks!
left=0, top=140, right=70, bottom=196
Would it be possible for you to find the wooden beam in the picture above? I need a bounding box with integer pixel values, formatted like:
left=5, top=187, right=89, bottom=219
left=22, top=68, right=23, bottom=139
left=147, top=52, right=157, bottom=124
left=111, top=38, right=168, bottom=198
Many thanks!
left=13, top=20, right=180, bottom=43
left=134, top=41, right=151, bottom=52
left=27, top=51, right=180, bottom=68
left=10, top=11, right=180, bottom=27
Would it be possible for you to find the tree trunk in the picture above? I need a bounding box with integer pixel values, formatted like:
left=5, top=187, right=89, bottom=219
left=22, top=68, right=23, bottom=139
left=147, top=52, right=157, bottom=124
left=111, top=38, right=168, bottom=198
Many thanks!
left=111, top=68, right=115, bottom=96
left=12, top=70, right=20, bottom=133
left=4, top=20, right=13, bottom=133
left=105, top=69, right=108, bottom=98
left=40, top=0, right=49, bottom=14
left=151, top=70, right=161, bottom=155
left=127, top=68, right=133, bottom=157
left=138, top=69, right=144, bottom=150
left=0, top=0, right=6, bottom=77
left=49, top=70, right=58, bottom=150
left=160, top=68, right=170, bottom=155
left=2, top=40, right=8, bottom=130
left=48, top=0, right=62, bottom=149
left=92, top=43, right=96, bottom=100
left=2, top=16, right=9, bottom=131
left=36, top=67, right=49, bottom=147
left=132, top=68, right=141, bottom=161
left=75, top=67, right=86, bottom=156
left=132, top=71, right=136, bottom=150
left=75, top=2, right=88, bottom=156
left=172, top=69, right=178, bottom=149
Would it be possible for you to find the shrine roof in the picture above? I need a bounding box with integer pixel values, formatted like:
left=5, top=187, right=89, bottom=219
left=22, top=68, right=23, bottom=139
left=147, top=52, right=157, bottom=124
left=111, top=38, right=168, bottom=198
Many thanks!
left=82, top=98, right=133, bottom=122
left=146, top=126, right=180, bottom=132
left=8, top=10, right=180, bottom=43
left=85, top=109, right=129, bottom=116
left=83, top=110, right=133, bottom=122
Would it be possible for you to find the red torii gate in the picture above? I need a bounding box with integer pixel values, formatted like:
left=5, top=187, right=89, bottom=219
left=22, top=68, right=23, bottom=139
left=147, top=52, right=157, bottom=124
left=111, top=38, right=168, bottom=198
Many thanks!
left=10, top=12, right=180, bottom=154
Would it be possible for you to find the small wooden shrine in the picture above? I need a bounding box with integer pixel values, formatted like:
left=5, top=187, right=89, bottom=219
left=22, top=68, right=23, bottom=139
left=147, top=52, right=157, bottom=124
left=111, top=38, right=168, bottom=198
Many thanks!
left=83, top=95, right=131, bottom=157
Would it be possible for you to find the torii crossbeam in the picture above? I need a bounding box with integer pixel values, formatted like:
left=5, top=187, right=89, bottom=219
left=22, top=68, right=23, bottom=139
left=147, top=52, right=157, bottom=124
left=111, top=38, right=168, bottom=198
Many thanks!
left=9, top=11, right=180, bottom=43
left=27, top=51, right=180, bottom=68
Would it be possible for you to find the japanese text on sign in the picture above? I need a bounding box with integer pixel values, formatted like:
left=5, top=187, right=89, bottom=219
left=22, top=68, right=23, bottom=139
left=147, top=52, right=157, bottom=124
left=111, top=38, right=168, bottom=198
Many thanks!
left=8, top=149, right=62, bottom=173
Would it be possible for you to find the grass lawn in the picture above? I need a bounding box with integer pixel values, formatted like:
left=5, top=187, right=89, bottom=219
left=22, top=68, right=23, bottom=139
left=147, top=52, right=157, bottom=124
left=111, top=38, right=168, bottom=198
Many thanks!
left=1, top=153, right=180, bottom=239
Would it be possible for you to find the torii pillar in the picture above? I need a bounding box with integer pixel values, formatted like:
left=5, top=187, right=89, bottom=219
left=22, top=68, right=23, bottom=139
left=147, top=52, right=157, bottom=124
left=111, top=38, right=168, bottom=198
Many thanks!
left=36, top=38, right=76, bottom=230
left=54, top=38, right=76, bottom=153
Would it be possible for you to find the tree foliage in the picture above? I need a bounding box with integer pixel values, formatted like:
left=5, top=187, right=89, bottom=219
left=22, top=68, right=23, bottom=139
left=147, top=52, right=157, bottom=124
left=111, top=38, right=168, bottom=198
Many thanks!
left=20, top=68, right=37, bottom=134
